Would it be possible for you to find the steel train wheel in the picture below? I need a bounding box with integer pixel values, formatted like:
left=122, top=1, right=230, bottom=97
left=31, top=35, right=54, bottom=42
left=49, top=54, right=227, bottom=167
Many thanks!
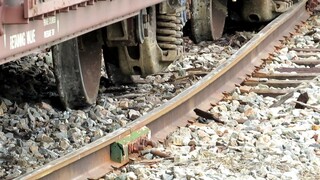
left=190, top=0, right=228, bottom=43
left=52, top=32, right=102, bottom=109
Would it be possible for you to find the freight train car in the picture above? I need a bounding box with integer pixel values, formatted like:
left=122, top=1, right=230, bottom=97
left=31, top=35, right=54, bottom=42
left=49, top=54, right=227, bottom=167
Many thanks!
left=0, top=0, right=313, bottom=109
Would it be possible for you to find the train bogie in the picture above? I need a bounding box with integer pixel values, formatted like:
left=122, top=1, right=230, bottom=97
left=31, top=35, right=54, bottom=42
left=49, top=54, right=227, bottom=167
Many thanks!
left=104, top=2, right=186, bottom=84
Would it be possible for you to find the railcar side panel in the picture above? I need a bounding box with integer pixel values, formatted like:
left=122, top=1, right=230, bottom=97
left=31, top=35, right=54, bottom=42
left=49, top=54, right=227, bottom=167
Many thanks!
left=0, top=0, right=165, bottom=65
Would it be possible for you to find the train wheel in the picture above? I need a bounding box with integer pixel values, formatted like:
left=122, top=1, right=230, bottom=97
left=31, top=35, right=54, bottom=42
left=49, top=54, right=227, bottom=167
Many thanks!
left=52, top=31, right=102, bottom=109
left=190, top=0, right=228, bottom=43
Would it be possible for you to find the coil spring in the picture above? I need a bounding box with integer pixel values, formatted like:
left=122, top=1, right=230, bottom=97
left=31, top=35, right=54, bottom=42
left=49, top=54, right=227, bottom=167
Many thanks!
left=156, top=11, right=186, bottom=51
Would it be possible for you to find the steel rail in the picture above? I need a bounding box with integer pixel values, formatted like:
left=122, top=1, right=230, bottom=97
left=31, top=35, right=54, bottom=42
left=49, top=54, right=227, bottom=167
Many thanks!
left=19, top=1, right=310, bottom=179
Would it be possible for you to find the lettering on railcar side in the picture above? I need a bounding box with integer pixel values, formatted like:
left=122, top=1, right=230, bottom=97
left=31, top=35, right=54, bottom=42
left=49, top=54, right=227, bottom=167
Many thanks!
left=3, top=33, right=6, bottom=48
left=57, top=18, right=60, bottom=32
left=44, top=29, right=55, bottom=38
left=43, top=16, right=57, bottom=26
left=9, top=29, right=36, bottom=50
left=26, top=29, right=36, bottom=44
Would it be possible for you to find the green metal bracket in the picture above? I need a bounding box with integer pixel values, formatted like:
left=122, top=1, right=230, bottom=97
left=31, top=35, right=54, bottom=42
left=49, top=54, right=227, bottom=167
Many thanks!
left=110, top=126, right=151, bottom=163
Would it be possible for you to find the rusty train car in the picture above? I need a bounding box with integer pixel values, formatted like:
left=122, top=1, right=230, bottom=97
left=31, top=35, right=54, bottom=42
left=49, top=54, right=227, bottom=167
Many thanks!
left=0, top=0, right=306, bottom=109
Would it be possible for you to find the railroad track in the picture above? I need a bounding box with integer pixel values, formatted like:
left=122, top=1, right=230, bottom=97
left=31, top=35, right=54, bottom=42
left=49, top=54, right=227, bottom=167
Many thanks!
left=242, top=47, right=320, bottom=96
left=20, top=1, right=312, bottom=179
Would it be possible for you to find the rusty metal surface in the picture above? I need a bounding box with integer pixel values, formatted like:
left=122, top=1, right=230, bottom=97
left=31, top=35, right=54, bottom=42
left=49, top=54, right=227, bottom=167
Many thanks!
left=307, top=0, right=320, bottom=11
left=147, top=0, right=309, bottom=139
left=275, top=67, right=320, bottom=73
left=19, top=1, right=310, bottom=179
left=210, top=0, right=227, bottom=39
left=52, top=32, right=102, bottom=108
left=0, top=0, right=165, bottom=65
left=23, top=0, right=89, bottom=18
left=3, top=5, right=29, bottom=24
left=0, top=0, right=3, bottom=36
left=148, top=0, right=309, bottom=139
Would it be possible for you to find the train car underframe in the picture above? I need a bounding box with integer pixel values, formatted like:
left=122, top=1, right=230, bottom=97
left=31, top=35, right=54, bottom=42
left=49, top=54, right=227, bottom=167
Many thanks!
left=0, top=0, right=165, bottom=108
left=0, top=0, right=315, bottom=109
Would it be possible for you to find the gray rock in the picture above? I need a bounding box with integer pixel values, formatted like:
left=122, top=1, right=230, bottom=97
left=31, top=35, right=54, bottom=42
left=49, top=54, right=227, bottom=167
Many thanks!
left=68, top=127, right=83, bottom=143
left=59, top=138, right=70, bottom=150
left=36, top=134, right=54, bottom=143
left=128, top=109, right=141, bottom=120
